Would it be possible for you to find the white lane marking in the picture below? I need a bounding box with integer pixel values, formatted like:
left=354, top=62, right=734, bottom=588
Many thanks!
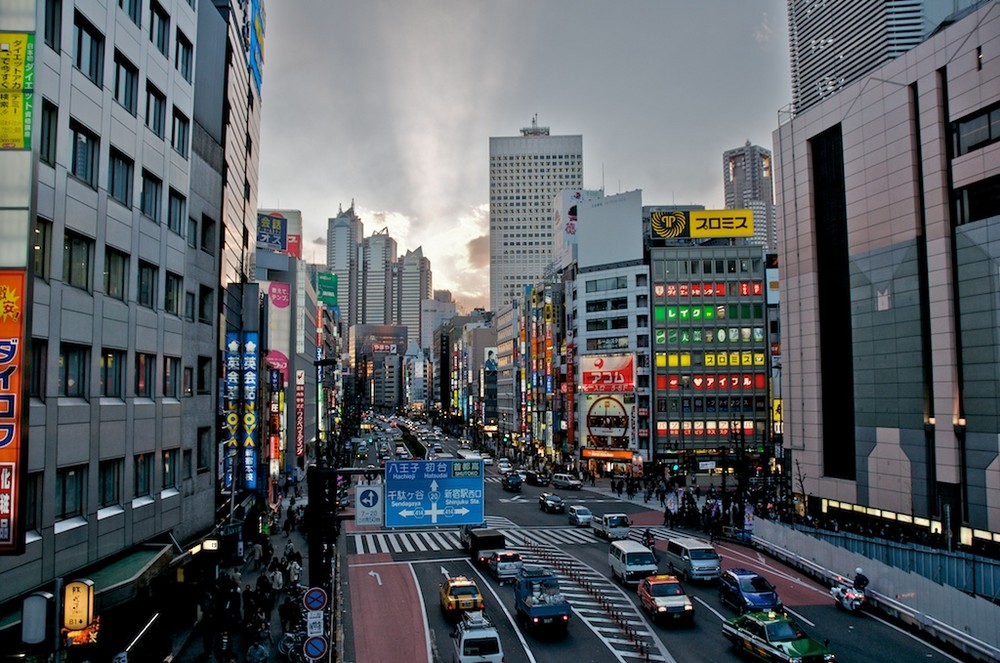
left=864, top=611, right=967, bottom=663
left=466, top=560, right=537, bottom=663
left=408, top=562, right=434, bottom=663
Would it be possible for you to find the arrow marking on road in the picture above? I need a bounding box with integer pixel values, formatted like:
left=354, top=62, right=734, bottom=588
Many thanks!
left=441, top=566, right=451, bottom=579
left=368, top=570, right=382, bottom=586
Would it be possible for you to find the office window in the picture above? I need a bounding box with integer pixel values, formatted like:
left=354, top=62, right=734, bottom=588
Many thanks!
left=104, top=248, right=128, bottom=301
left=201, top=216, right=216, bottom=255
left=168, top=189, right=186, bottom=234
left=29, top=339, right=47, bottom=399
left=171, top=108, right=189, bottom=157
left=150, top=2, right=170, bottom=56
left=44, top=0, right=62, bottom=50
left=197, top=356, right=211, bottom=394
left=119, top=0, right=140, bottom=25
left=183, top=366, right=193, bottom=396
left=70, top=120, right=99, bottom=188
left=163, top=356, right=180, bottom=398
left=39, top=99, right=58, bottom=166
left=99, top=458, right=122, bottom=507
left=59, top=343, right=89, bottom=398
left=136, top=352, right=155, bottom=397
left=134, top=453, right=152, bottom=497
left=165, top=272, right=182, bottom=315
left=113, top=51, right=138, bottom=113
left=73, top=11, right=104, bottom=86
left=163, top=448, right=177, bottom=489
left=184, top=291, right=195, bottom=321
left=197, top=426, right=211, bottom=470
left=187, top=217, right=197, bottom=248
left=32, top=217, right=52, bottom=280
left=145, top=82, right=165, bottom=137
left=199, top=285, right=213, bottom=323
left=108, top=148, right=134, bottom=206
left=24, top=473, right=42, bottom=532
left=176, top=31, right=192, bottom=81
left=63, top=231, right=92, bottom=290
left=100, top=349, right=125, bottom=398
left=183, top=450, right=193, bottom=481
left=140, top=170, right=162, bottom=222
left=138, top=261, right=157, bottom=308
left=56, top=465, right=86, bottom=519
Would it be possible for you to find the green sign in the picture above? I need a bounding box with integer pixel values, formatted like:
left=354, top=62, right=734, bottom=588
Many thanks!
left=317, top=272, right=337, bottom=306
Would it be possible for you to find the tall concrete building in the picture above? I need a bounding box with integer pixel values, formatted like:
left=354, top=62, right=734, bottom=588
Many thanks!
left=774, top=1, right=1000, bottom=545
left=723, top=141, right=777, bottom=250
left=0, top=0, right=266, bottom=656
left=421, top=290, right=457, bottom=353
left=395, top=246, right=432, bottom=346
left=326, top=203, right=363, bottom=329
left=360, top=227, right=397, bottom=325
left=787, top=0, right=985, bottom=113
left=489, top=117, right=583, bottom=312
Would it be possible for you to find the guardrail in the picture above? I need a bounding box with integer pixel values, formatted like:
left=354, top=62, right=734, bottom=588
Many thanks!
left=751, top=532, right=1000, bottom=662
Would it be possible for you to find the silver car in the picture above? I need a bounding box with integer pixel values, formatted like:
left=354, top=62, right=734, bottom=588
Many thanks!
left=568, top=505, right=593, bottom=527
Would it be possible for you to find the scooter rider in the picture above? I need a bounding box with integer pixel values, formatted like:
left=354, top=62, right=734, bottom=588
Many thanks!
left=853, top=567, right=870, bottom=592
left=642, top=528, right=654, bottom=549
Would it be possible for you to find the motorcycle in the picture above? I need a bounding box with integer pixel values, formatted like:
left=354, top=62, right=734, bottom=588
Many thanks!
left=830, top=576, right=866, bottom=612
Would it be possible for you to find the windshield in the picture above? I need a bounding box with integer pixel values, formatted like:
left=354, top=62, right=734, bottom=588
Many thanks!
left=689, top=549, right=719, bottom=561
left=548, top=495, right=562, bottom=502
left=463, top=637, right=500, bottom=656
left=451, top=586, right=479, bottom=597
left=650, top=583, right=684, bottom=597
left=626, top=552, right=657, bottom=566
left=608, top=516, right=628, bottom=527
left=740, top=576, right=774, bottom=593
left=765, top=620, right=806, bottom=643
left=575, top=508, right=591, bottom=516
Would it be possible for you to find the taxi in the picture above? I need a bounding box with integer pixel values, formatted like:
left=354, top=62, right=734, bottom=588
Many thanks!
left=721, top=610, right=837, bottom=662
left=637, top=575, right=695, bottom=625
left=439, top=576, right=485, bottom=619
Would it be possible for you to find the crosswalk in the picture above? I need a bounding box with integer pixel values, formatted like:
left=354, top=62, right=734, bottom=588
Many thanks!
left=347, top=523, right=687, bottom=556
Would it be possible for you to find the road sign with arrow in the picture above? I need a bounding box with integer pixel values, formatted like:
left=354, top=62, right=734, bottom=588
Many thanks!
left=384, top=459, right=484, bottom=528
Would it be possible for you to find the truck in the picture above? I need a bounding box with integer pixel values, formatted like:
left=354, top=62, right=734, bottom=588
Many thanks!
left=513, top=564, right=572, bottom=631
left=468, top=528, right=506, bottom=567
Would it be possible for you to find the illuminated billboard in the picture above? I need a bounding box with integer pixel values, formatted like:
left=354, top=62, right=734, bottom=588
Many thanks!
left=0, top=33, right=34, bottom=150
left=582, top=393, right=636, bottom=449
left=579, top=354, right=635, bottom=393
left=257, top=212, right=287, bottom=251
left=650, top=209, right=754, bottom=239
left=0, top=271, right=25, bottom=552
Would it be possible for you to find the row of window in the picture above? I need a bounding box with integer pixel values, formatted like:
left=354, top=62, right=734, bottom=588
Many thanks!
left=30, top=340, right=213, bottom=401
left=655, top=395, right=768, bottom=414
left=952, top=101, right=1000, bottom=157
left=654, top=258, right=764, bottom=277
left=24, top=431, right=209, bottom=527
left=51, top=2, right=193, bottom=87
left=35, top=219, right=216, bottom=317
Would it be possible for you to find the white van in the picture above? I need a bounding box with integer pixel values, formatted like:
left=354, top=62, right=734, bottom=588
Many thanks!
left=609, top=540, right=659, bottom=585
left=592, top=513, right=631, bottom=540
left=663, top=536, right=721, bottom=582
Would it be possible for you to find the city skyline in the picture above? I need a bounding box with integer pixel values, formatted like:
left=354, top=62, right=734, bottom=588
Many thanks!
left=256, top=0, right=792, bottom=312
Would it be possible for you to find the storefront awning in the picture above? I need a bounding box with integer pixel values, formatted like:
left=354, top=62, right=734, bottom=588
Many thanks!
left=89, top=544, right=173, bottom=608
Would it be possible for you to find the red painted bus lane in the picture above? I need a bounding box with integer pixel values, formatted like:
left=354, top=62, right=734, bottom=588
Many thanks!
left=349, top=557, right=429, bottom=663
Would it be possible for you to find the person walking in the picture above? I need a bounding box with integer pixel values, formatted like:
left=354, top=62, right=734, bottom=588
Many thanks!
left=246, top=637, right=269, bottom=663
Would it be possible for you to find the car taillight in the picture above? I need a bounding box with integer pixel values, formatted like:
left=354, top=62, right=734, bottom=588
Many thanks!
left=478, top=600, right=484, bottom=609
left=562, top=614, right=569, bottom=621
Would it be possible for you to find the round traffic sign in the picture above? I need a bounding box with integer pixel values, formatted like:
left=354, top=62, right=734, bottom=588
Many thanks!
left=303, top=635, right=328, bottom=660
left=359, top=488, right=379, bottom=508
left=302, top=587, right=328, bottom=612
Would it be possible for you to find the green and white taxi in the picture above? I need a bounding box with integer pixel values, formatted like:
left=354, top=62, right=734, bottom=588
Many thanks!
left=722, top=610, right=836, bottom=662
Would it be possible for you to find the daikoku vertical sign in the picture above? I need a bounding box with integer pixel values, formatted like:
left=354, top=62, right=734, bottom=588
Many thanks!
left=0, top=271, right=25, bottom=553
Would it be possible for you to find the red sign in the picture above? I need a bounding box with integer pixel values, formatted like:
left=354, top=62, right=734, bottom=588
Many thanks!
left=581, top=448, right=632, bottom=460
left=580, top=354, right=635, bottom=393
left=0, top=271, right=25, bottom=553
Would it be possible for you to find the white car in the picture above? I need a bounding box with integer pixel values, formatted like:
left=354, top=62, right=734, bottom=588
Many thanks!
left=568, top=505, right=593, bottom=527
left=480, top=454, right=494, bottom=466
left=497, top=460, right=513, bottom=475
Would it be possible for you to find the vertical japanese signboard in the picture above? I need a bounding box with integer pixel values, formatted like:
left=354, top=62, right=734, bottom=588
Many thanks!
left=295, top=370, right=305, bottom=458
left=0, top=33, right=34, bottom=150
left=242, top=332, right=259, bottom=490
left=223, top=333, right=240, bottom=489
left=0, top=271, right=24, bottom=553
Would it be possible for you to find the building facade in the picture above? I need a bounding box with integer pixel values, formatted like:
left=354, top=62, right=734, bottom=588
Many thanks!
left=489, top=117, right=582, bottom=312
left=326, top=204, right=363, bottom=330
left=723, top=141, right=777, bottom=251
left=774, top=1, right=1000, bottom=546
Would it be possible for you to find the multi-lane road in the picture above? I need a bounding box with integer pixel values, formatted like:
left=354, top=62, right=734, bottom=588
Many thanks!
left=339, top=437, right=966, bottom=663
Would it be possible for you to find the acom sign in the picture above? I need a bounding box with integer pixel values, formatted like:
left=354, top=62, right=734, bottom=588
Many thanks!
left=650, top=209, right=754, bottom=239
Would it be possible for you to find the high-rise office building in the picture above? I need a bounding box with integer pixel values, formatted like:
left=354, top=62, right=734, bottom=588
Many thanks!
left=489, top=117, right=583, bottom=312
left=723, top=141, right=776, bottom=250
left=395, top=247, right=432, bottom=346
left=360, top=228, right=397, bottom=325
left=327, top=204, right=363, bottom=329
left=787, top=0, right=984, bottom=113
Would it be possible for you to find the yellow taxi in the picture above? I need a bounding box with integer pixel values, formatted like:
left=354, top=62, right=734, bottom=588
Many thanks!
left=637, top=574, right=695, bottom=625
left=439, top=576, right=485, bottom=619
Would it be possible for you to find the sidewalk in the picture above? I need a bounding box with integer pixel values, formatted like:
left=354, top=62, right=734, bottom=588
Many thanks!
left=169, top=489, right=312, bottom=663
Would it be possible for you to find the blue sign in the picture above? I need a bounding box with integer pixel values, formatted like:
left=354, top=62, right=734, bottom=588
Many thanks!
left=359, top=489, right=379, bottom=509
left=303, top=587, right=328, bottom=612
left=303, top=635, right=328, bottom=660
left=385, top=460, right=484, bottom=528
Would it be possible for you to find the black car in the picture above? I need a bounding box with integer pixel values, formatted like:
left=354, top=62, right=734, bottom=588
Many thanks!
left=526, top=470, right=550, bottom=487
left=501, top=473, right=523, bottom=492
left=538, top=492, right=566, bottom=513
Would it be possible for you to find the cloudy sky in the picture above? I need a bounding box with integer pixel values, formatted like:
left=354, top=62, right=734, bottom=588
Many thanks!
left=257, top=1, right=792, bottom=313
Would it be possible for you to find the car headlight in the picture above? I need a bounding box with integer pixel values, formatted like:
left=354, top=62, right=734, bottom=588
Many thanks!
left=657, top=606, right=667, bottom=612
left=684, top=604, right=693, bottom=611
left=790, top=658, right=802, bottom=663
left=823, top=655, right=836, bottom=662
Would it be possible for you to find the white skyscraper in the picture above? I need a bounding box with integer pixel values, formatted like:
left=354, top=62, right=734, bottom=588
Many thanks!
left=723, top=141, right=776, bottom=250
left=327, top=204, right=363, bottom=328
left=489, top=117, right=583, bottom=312
left=360, top=228, right=397, bottom=325
left=395, top=247, right=432, bottom=346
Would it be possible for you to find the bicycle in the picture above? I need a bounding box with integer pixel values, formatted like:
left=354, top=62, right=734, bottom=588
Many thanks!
left=277, top=630, right=308, bottom=659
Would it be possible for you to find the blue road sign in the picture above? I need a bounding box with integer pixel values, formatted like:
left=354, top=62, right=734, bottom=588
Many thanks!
left=359, top=488, right=379, bottom=509
left=385, top=459, right=484, bottom=528
left=303, top=587, right=327, bottom=612
left=303, top=635, right=328, bottom=660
